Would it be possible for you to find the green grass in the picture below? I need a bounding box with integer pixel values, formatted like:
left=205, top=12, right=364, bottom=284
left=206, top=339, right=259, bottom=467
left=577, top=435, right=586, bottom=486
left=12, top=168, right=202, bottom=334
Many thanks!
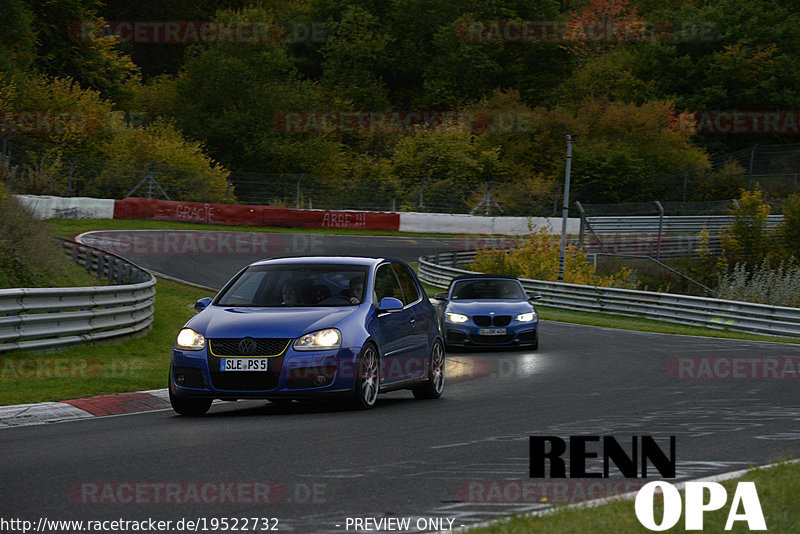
left=0, top=188, right=111, bottom=289
left=467, top=461, right=800, bottom=533
left=0, top=277, right=210, bottom=405
left=536, top=305, right=800, bottom=345
left=45, top=217, right=507, bottom=240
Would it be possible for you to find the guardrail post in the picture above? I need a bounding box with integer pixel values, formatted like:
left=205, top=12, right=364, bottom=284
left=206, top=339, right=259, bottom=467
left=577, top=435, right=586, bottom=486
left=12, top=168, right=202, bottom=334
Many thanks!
left=654, top=201, right=664, bottom=260
left=296, top=174, right=304, bottom=209
left=576, top=201, right=586, bottom=248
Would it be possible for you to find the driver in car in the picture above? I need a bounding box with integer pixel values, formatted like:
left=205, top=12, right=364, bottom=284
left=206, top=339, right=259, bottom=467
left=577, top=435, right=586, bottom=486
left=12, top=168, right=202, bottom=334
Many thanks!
left=344, top=276, right=364, bottom=304
left=281, top=281, right=302, bottom=305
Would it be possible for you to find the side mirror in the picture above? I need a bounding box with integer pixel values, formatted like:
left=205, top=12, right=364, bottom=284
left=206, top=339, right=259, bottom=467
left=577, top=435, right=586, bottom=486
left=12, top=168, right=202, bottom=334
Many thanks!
left=377, top=297, right=404, bottom=313
left=527, top=292, right=542, bottom=301
left=434, top=292, right=449, bottom=301
left=194, top=297, right=212, bottom=312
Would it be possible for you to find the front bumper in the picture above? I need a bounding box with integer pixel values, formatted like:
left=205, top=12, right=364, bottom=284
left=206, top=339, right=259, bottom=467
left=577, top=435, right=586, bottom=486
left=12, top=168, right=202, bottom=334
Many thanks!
left=443, top=321, right=538, bottom=347
left=170, top=345, right=362, bottom=399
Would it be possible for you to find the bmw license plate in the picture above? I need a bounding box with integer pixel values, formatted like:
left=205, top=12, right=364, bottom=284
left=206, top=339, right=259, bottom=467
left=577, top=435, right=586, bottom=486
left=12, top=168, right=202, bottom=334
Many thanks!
left=220, top=358, right=270, bottom=371
left=479, top=328, right=507, bottom=336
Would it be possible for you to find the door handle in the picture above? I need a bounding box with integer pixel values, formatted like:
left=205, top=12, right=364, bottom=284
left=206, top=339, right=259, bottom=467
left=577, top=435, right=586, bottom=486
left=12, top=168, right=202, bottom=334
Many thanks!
left=409, top=317, right=416, bottom=327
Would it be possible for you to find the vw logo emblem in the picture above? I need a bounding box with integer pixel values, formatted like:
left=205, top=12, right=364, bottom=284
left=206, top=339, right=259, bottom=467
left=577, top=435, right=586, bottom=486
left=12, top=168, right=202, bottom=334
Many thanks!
left=238, top=338, right=257, bottom=355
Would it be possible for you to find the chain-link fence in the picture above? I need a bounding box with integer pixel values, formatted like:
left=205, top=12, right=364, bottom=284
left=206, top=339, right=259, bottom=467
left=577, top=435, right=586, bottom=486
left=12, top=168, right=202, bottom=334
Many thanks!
left=0, top=136, right=233, bottom=202
left=3, top=134, right=799, bottom=214
left=651, top=142, right=800, bottom=201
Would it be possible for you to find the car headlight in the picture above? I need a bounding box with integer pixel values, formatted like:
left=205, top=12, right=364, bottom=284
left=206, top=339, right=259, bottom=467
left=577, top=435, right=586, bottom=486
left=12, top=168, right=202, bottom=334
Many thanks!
left=175, top=328, right=205, bottom=350
left=293, top=328, right=342, bottom=351
left=446, top=312, right=469, bottom=323
left=516, top=311, right=537, bottom=322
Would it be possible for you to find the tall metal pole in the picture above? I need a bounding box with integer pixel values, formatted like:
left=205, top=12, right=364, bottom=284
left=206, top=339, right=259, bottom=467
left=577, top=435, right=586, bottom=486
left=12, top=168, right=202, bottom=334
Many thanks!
left=557, top=135, right=575, bottom=283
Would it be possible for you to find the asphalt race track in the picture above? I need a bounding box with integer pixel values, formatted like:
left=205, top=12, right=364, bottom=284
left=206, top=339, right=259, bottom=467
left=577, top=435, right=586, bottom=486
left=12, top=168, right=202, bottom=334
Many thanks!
left=3, top=231, right=800, bottom=532
left=77, top=230, right=509, bottom=289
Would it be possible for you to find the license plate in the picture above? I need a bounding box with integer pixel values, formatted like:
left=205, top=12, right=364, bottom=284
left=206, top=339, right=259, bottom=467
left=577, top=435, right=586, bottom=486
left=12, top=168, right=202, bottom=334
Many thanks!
left=220, top=358, right=270, bottom=371
left=479, top=328, right=507, bottom=336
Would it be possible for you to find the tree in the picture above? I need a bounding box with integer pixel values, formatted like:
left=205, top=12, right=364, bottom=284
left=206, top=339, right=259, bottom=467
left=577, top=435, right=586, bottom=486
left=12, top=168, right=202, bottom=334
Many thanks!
left=173, top=7, right=342, bottom=173
left=719, top=189, right=776, bottom=269
left=320, top=6, right=392, bottom=109
left=563, top=0, right=650, bottom=56
left=0, top=1, right=36, bottom=76
left=389, top=124, right=501, bottom=212
left=25, top=0, right=139, bottom=101
left=781, top=193, right=800, bottom=257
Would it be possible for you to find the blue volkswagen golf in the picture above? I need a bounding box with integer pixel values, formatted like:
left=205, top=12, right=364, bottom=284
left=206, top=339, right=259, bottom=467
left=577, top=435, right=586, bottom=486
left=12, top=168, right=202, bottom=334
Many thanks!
left=169, top=257, right=444, bottom=415
left=434, top=275, right=540, bottom=349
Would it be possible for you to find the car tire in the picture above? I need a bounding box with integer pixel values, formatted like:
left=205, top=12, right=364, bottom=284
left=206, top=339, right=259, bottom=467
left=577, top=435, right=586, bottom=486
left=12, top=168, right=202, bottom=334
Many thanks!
left=412, top=340, right=444, bottom=400
left=349, top=343, right=380, bottom=410
left=168, top=370, right=212, bottom=416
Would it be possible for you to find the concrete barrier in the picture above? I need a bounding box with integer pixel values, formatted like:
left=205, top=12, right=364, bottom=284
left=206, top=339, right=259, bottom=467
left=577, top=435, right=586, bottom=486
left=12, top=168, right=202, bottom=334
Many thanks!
left=113, top=197, right=401, bottom=231
left=14, top=194, right=581, bottom=235
left=14, top=195, right=115, bottom=220
left=398, top=212, right=580, bottom=235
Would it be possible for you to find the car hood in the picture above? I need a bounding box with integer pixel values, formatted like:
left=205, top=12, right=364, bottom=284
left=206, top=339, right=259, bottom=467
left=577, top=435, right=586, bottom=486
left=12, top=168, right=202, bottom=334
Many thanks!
left=187, top=306, right=359, bottom=339
left=446, top=299, right=534, bottom=315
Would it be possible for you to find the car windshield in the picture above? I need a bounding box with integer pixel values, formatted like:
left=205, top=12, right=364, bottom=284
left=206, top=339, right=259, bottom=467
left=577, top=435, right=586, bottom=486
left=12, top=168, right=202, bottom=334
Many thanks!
left=451, top=279, right=525, bottom=300
left=216, top=264, right=369, bottom=307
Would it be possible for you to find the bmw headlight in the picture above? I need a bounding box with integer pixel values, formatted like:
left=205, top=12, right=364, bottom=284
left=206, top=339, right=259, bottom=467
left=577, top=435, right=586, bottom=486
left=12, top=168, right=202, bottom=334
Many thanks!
left=175, top=328, right=205, bottom=350
left=446, top=312, right=469, bottom=323
left=516, top=311, right=537, bottom=322
left=293, top=328, right=342, bottom=351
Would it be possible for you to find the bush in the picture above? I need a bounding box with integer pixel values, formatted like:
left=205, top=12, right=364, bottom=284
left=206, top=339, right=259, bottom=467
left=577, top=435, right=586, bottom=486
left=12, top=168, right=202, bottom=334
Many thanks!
left=0, top=75, right=230, bottom=202
left=781, top=193, right=800, bottom=254
left=716, top=260, right=800, bottom=307
left=0, top=183, right=98, bottom=288
left=719, top=188, right=778, bottom=269
left=470, top=228, right=638, bottom=288
left=89, top=121, right=230, bottom=203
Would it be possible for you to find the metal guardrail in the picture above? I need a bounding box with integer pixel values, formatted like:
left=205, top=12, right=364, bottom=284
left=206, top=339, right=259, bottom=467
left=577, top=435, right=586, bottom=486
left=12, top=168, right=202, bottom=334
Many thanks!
left=584, top=214, right=784, bottom=235
left=418, top=253, right=800, bottom=338
left=0, top=240, right=156, bottom=352
left=575, top=199, right=783, bottom=259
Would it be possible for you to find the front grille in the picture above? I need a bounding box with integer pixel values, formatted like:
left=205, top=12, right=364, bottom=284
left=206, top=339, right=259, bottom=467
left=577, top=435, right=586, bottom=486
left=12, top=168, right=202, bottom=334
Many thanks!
left=471, top=334, right=515, bottom=344
left=473, top=315, right=511, bottom=327
left=494, top=315, right=511, bottom=326
left=209, top=338, right=291, bottom=356
left=473, top=316, right=492, bottom=327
